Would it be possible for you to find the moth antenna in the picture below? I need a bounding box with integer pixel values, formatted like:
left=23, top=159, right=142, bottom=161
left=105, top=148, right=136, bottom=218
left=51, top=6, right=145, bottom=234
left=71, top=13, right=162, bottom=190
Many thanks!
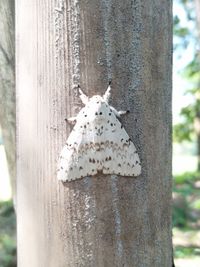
left=103, top=82, right=111, bottom=102
left=78, top=86, right=89, bottom=105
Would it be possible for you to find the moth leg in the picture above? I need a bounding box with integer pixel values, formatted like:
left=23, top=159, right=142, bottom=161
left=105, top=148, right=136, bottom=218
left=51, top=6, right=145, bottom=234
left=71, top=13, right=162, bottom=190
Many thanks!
left=118, top=110, right=130, bottom=116
left=65, top=117, right=77, bottom=124
left=110, top=106, right=130, bottom=117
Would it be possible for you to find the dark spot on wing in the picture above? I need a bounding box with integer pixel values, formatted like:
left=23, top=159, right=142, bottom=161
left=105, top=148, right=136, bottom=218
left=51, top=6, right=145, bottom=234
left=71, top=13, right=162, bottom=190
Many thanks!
left=99, top=112, right=102, bottom=115
left=118, top=164, right=121, bottom=167
left=79, top=166, right=83, bottom=170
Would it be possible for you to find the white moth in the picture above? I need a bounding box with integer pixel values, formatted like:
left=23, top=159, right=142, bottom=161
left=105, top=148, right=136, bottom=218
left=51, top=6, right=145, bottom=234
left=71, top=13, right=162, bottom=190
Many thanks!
left=57, top=84, right=141, bottom=181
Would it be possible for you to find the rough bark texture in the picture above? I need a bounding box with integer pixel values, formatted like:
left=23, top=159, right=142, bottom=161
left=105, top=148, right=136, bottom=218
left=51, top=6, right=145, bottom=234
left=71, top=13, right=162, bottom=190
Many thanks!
left=16, top=0, right=172, bottom=266
left=0, top=0, right=15, bottom=197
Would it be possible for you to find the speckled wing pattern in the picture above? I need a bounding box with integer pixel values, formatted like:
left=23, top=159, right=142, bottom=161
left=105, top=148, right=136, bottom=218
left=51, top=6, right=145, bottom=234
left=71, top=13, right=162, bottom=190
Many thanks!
left=57, top=87, right=141, bottom=181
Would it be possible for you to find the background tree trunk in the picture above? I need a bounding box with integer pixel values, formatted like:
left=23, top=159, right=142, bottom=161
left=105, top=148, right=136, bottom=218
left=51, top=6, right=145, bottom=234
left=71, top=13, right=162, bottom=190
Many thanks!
left=16, top=0, right=172, bottom=266
left=194, top=0, right=200, bottom=171
left=0, top=0, right=15, bottom=197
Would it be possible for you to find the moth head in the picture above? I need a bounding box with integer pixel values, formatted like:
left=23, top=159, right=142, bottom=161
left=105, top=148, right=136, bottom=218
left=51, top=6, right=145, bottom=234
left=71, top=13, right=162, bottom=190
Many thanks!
left=89, top=95, right=104, bottom=104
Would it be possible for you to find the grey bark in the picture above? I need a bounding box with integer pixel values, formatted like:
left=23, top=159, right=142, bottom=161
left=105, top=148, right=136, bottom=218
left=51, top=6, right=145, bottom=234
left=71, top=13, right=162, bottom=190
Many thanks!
left=16, top=0, right=172, bottom=266
left=0, top=0, right=15, bottom=196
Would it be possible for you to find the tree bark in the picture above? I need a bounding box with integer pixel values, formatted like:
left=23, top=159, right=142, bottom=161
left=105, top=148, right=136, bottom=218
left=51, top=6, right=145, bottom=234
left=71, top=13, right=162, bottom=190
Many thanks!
left=0, top=0, right=15, bottom=197
left=194, top=0, right=200, bottom=171
left=195, top=0, right=200, bottom=32
left=16, top=0, right=172, bottom=266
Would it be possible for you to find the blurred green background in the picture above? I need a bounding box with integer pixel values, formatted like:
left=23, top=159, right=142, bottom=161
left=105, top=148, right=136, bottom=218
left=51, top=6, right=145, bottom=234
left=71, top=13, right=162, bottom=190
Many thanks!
left=173, top=0, right=200, bottom=266
left=1, top=0, right=200, bottom=266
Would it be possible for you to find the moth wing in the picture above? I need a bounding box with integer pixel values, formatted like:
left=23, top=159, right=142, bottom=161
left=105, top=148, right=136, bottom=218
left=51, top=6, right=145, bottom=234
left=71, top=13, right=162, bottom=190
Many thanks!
left=57, top=103, right=141, bottom=181
left=57, top=123, right=100, bottom=181
left=100, top=117, right=141, bottom=177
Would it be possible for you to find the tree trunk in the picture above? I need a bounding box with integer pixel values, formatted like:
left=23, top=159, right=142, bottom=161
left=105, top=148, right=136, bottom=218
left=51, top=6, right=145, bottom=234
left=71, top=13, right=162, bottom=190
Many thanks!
left=195, top=0, right=200, bottom=32
left=0, top=0, right=15, bottom=197
left=194, top=0, right=200, bottom=171
left=16, top=0, right=172, bottom=266
left=198, top=131, right=200, bottom=171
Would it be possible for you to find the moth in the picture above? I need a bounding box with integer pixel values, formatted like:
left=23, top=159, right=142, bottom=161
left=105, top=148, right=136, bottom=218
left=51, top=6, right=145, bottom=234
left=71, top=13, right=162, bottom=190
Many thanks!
left=57, top=83, right=141, bottom=181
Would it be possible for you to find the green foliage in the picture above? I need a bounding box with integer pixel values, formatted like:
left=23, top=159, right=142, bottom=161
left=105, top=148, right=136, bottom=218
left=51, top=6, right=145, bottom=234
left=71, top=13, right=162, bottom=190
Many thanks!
left=191, top=199, right=200, bottom=210
left=173, top=15, right=190, bottom=38
left=174, top=171, right=200, bottom=184
left=173, top=0, right=200, bottom=151
left=173, top=199, right=189, bottom=228
left=174, top=246, right=200, bottom=258
left=0, top=201, right=16, bottom=267
left=184, top=58, right=200, bottom=79
left=173, top=92, right=200, bottom=143
left=173, top=121, right=194, bottom=142
left=173, top=103, right=196, bottom=142
left=173, top=0, right=195, bottom=51
left=173, top=171, right=200, bottom=260
left=173, top=171, right=200, bottom=228
left=0, top=235, right=16, bottom=267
